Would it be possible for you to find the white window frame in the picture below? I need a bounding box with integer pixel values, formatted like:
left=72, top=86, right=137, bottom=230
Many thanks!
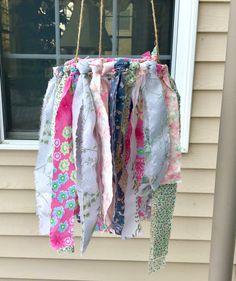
left=171, top=0, right=199, bottom=153
left=0, top=0, right=199, bottom=152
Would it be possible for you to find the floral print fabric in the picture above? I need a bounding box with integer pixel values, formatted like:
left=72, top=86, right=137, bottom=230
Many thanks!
left=137, top=61, right=170, bottom=222
left=109, top=59, right=131, bottom=235
left=149, top=184, right=177, bottom=273
left=158, top=64, right=181, bottom=185
left=35, top=67, right=63, bottom=235
left=50, top=67, right=79, bottom=252
left=90, top=59, right=113, bottom=225
left=72, top=60, right=102, bottom=253
left=140, top=61, right=170, bottom=192
left=138, top=62, right=182, bottom=221
left=122, top=63, right=143, bottom=239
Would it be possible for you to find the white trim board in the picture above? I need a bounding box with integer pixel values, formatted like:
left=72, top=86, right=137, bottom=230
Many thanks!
left=0, top=139, right=39, bottom=150
left=0, top=0, right=199, bottom=152
left=171, top=0, right=199, bottom=153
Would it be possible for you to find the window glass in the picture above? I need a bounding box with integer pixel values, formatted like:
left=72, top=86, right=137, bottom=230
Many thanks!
left=1, top=59, right=55, bottom=139
left=59, top=0, right=174, bottom=56
left=117, top=0, right=175, bottom=55
left=1, top=0, right=56, bottom=54
left=0, top=0, right=175, bottom=140
left=60, top=0, right=113, bottom=55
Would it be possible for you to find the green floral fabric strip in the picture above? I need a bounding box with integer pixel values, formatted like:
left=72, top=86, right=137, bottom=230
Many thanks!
left=149, top=183, right=177, bottom=273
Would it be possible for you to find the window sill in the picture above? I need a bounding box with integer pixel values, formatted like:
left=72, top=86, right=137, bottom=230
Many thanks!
left=0, top=140, right=189, bottom=153
left=0, top=140, right=39, bottom=150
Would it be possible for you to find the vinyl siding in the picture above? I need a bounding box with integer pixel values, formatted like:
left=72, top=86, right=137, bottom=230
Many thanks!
left=0, top=1, right=232, bottom=280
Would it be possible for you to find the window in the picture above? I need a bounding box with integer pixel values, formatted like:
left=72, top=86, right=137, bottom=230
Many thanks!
left=0, top=0, right=199, bottom=152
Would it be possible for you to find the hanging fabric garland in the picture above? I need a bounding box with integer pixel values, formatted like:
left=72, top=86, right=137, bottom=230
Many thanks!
left=34, top=0, right=181, bottom=273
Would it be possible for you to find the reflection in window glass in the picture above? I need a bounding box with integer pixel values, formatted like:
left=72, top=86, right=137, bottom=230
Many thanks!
left=60, top=0, right=174, bottom=56
left=117, top=0, right=174, bottom=56
left=60, top=0, right=113, bottom=55
left=1, top=0, right=56, bottom=54
left=2, top=59, right=55, bottom=139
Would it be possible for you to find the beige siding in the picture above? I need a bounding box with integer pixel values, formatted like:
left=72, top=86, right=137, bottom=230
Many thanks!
left=0, top=1, right=232, bottom=280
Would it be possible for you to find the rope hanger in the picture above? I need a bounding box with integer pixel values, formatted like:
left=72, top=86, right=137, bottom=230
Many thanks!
left=75, top=0, right=160, bottom=62
left=150, top=0, right=160, bottom=60
left=75, top=0, right=85, bottom=60
left=99, top=0, right=104, bottom=57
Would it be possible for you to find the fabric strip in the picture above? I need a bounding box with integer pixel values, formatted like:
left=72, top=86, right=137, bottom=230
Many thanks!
left=35, top=67, right=62, bottom=235
left=149, top=183, right=177, bottom=273
left=158, top=64, right=181, bottom=185
left=90, top=59, right=113, bottom=226
left=50, top=66, right=78, bottom=253
left=110, top=59, right=130, bottom=235
left=122, top=63, right=143, bottom=239
left=73, top=60, right=101, bottom=253
left=140, top=61, right=170, bottom=192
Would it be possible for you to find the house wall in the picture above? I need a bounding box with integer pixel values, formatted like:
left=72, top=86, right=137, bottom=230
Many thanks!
left=0, top=0, right=233, bottom=280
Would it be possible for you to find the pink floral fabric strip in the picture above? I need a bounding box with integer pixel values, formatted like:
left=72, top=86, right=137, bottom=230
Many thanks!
left=122, top=65, right=144, bottom=238
left=134, top=92, right=145, bottom=188
left=50, top=66, right=79, bottom=252
left=157, top=64, right=181, bottom=185
left=90, top=59, right=113, bottom=225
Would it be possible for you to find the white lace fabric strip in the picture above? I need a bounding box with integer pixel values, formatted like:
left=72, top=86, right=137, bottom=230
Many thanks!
left=140, top=61, right=170, bottom=193
left=72, top=60, right=101, bottom=253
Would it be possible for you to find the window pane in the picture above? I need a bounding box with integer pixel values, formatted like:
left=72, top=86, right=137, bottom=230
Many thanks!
left=59, top=0, right=113, bottom=55
left=117, top=0, right=175, bottom=56
left=2, top=59, right=55, bottom=139
left=0, top=0, right=56, bottom=54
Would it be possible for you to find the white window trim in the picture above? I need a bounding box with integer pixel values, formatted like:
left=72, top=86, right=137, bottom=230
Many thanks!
left=171, top=0, right=199, bottom=153
left=0, top=0, right=199, bottom=152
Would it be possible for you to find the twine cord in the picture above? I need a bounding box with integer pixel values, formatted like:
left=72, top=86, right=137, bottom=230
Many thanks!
left=99, top=0, right=104, bottom=57
left=75, top=0, right=85, bottom=60
left=150, top=0, right=160, bottom=61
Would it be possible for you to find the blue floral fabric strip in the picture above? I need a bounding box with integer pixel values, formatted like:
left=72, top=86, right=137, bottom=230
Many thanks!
left=109, top=59, right=130, bottom=235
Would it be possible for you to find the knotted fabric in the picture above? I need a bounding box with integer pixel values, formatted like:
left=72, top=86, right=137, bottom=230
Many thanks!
left=138, top=61, right=170, bottom=221
left=72, top=60, right=101, bottom=253
left=90, top=59, right=113, bottom=226
left=140, top=61, right=170, bottom=191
